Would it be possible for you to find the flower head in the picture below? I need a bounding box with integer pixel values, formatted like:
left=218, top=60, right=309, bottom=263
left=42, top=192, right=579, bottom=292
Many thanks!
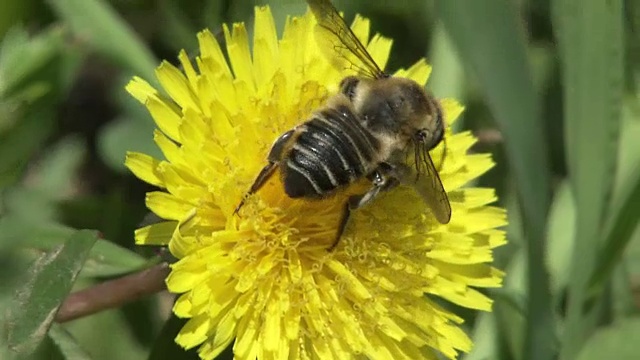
left=126, top=6, right=506, bottom=360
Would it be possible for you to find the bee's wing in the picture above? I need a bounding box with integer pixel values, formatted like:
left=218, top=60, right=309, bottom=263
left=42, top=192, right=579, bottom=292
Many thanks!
left=306, top=0, right=386, bottom=79
left=401, top=146, right=451, bottom=224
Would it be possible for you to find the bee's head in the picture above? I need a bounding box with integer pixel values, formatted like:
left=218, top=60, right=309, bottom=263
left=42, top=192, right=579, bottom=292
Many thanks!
left=342, top=76, right=443, bottom=143
left=415, top=98, right=445, bottom=151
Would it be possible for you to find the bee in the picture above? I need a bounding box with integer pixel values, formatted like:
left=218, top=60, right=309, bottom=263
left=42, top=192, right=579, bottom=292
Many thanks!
left=235, top=0, right=451, bottom=250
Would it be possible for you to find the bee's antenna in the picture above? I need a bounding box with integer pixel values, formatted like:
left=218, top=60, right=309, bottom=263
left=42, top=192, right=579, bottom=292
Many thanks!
left=413, top=138, right=422, bottom=181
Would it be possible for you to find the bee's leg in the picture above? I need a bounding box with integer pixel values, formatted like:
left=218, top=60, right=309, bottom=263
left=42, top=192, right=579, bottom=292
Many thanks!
left=328, top=165, right=400, bottom=251
left=233, top=162, right=278, bottom=215
left=234, top=130, right=295, bottom=215
left=328, top=198, right=359, bottom=252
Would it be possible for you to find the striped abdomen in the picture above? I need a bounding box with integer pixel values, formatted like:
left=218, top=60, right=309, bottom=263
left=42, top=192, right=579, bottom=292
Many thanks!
left=282, top=106, right=381, bottom=198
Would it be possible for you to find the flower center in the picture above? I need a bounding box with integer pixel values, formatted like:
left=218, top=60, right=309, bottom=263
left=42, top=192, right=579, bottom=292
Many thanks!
left=236, top=184, right=347, bottom=252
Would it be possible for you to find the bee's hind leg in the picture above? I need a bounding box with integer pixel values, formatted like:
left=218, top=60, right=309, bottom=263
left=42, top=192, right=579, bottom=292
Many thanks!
left=328, top=165, right=400, bottom=251
left=234, top=130, right=296, bottom=215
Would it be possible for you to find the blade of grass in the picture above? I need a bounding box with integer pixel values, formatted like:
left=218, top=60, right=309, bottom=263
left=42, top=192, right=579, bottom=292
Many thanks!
left=47, top=0, right=157, bottom=83
left=587, top=162, right=640, bottom=301
left=552, top=0, right=624, bottom=358
left=587, top=101, right=640, bottom=305
left=434, top=1, right=554, bottom=359
left=464, top=312, right=498, bottom=360
left=610, top=263, right=637, bottom=319
left=625, top=0, right=640, bottom=93
left=0, top=27, right=63, bottom=100
left=495, top=248, right=528, bottom=360
left=427, top=23, right=465, bottom=106
left=545, top=180, right=575, bottom=302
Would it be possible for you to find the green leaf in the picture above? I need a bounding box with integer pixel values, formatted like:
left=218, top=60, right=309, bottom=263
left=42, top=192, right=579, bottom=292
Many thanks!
left=47, top=0, right=157, bottom=83
left=97, top=116, right=161, bottom=173
left=0, top=136, right=87, bottom=218
left=27, top=336, right=66, bottom=360
left=494, top=249, right=528, bottom=360
left=625, top=0, right=640, bottom=93
left=6, top=230, right=98, bottom=356
left=434, top=1, right=554, bottom=358
left=0, top=108, right=56, bottom=189
left=0, top=216, right=148, bottom=276
left=426, top=24, right=465, bottom=103
left=0, top=212, right=69, bottom=250
left=47, top=324, right=92, bottom=360
left=82, top=239, right=149, bottom=277
left=545, top=180, right=575, bottom=299
left=464, top=312, right=498, bottom=360
left=587, top=102, right=640, bottom=297
left=552, top=0, right=625, bottom=357
left=1, top=187, right=57, bottom=222
left=0, top=26, right=63, bottom=100
left=610, top=263, right=637, bottom=319
left=29, top=136, right=86, bottom=200
left=0, top=0, right=34, bottom=39
left=0, top=248, right=32, bottom=360
left=575, top=318, right=640, bottom=360
left=587, top=162, right=640, bottom=300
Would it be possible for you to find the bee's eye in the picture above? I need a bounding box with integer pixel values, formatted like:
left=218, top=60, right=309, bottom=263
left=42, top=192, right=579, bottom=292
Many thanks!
left=416, top=130, right=428, bottom=142
left=340, top=77, right=360, bottom=100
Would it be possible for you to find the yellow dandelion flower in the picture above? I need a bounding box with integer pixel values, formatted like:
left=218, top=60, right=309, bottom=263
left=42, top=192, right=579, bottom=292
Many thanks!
left=125, top=6, right=506, bottom=360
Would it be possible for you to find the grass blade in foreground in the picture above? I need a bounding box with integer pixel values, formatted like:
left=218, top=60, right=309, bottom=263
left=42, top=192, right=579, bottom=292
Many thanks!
left=552, top=0, right=624, bottom=358
left=6, top=230, right=98, bottom=356
left=434, top=1, right=554, bottom=359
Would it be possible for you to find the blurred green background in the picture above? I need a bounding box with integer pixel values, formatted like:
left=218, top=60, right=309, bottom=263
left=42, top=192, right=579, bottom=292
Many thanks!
left=0, top=0, right=638, bottom=359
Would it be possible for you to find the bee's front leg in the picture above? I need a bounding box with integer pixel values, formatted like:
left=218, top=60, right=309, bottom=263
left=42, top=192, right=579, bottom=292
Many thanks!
left=234, top=130, right=296, bottom=215
left=328, top=163, right=400, bottom=251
